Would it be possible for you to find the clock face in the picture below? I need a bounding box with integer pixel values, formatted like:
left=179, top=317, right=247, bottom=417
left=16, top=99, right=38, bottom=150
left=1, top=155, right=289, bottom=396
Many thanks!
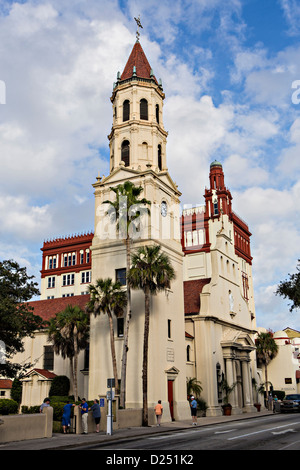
left=161, top=201, right=167, bottom=217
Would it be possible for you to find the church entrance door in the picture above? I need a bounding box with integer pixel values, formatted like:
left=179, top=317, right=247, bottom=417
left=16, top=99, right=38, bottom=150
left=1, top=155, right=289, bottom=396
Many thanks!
left=168, top=380, right=174, bottom=420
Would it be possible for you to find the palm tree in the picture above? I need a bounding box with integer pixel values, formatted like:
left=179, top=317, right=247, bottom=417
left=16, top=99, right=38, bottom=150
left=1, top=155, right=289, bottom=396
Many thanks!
left=186, top=377, right=203, bottom=399
left=255, top=331, right=278, bottom=402
left=104, top=181, right=151, bottom=408
left=47, top=305, right=89, bottom=401
left=127, top=244, right=175, bottom=426
left=87, top=278, right=127, bottom=395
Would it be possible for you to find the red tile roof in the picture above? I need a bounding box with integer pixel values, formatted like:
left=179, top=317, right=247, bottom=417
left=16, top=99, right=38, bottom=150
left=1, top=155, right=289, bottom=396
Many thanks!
left=24, top=369, right=57, bottom=379
left=121, top=41, right=157, bottom=83
left=184, top=279, right=211, bottom=315
left=0, top=379, right=13, bottom=389
left=27, top=294, right=90, bottom=322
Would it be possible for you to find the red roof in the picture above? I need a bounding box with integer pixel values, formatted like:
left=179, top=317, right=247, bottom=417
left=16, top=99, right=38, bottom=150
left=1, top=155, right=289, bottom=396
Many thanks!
left=24, top=369, right=57, bottom=379
left=121, top=41, right=157, bottom=83
left=184, top=279, right=211, bottom=315
left=27, top=294, right=90, bottom=322
left=0, top=379, right=12, bottom=389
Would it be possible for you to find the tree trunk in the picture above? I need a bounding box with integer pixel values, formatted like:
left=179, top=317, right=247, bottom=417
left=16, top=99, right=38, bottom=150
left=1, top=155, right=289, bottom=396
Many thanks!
left=142, top=287, right=150, bottom=426
left=120, top=236, right=131, bottom=408
left=108, top=312, right=119, bottom=395
left=264, top=362, right=269, bottom=408
left=73, top=326, right=78, bottom=401
left=69, top=358, right=74, bottom=398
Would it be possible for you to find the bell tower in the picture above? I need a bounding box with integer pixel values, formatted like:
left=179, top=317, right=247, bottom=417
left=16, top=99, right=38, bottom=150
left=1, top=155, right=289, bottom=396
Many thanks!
left=90, top=26, right=190, bottom=421
left=108, top=39, right=168, bottom=173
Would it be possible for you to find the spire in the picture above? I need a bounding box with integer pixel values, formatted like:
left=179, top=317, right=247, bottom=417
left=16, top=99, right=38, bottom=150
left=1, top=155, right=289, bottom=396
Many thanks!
left=120, top=41, right=158, bottom=83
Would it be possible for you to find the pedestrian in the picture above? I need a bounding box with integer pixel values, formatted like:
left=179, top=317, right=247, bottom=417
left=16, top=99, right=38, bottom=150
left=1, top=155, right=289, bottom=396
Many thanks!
left=190, top=395, right=197, bottom=425
left=154, top=400, right=163, bottom=426
left=62, top=401, right=75, bottom=433
left=273, top=395, right=278, bottom=413
left=39, top=397, right=50, bottom=413
left=89, top=399, right=101, bottom=432
left=79, top=398, right=89, bottom=434
left=268, top=393, right=273, bottom=411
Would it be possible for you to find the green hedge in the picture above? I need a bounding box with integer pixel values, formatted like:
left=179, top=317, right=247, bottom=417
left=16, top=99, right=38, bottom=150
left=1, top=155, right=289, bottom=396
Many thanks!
left=21, top=405, right=40, bottom=414
left=0, top=399, right=19, bottom=415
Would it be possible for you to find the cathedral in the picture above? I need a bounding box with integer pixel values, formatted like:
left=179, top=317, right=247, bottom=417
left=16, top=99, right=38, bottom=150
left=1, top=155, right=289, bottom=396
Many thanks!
left=16, top=36, right=259, bottom=420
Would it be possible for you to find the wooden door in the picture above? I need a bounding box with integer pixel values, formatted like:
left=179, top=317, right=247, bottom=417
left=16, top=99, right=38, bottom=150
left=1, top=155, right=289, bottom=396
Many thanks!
left=168, top=380, right=174, bottom=420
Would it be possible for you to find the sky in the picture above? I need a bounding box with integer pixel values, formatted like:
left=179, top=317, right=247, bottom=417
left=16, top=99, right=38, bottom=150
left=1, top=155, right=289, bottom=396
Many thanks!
left=0, top=0, right=299, bottom=332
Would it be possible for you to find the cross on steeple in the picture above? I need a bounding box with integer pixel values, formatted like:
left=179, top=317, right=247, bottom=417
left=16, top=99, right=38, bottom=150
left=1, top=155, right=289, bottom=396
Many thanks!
left=134, top=15, right=143, bottom=41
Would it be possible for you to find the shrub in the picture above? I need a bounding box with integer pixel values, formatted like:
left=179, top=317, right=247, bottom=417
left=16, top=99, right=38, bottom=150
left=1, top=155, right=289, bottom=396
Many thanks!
left=11, top=379, right=22, bottom=404
left=49, top=376, right=70, bottom=397
left=21, top=405, right=40, bottom=414
left=0, top=399, right=19, bottom=415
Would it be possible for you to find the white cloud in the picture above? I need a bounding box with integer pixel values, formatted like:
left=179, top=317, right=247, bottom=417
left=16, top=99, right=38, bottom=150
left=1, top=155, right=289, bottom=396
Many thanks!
left=0, top=0, right=299, bottom=333
left=0, top=195, right=50, bottom=240
left=280, top=0, right=300, bottom=36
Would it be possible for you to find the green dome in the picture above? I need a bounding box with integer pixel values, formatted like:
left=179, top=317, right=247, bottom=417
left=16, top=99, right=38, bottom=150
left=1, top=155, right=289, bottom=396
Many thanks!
left=210, top=160, right=222, bottom=168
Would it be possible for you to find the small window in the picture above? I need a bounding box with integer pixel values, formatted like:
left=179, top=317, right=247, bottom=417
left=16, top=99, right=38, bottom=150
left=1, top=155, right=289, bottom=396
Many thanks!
left=121, top=140, right=130, bottom=167
left=117, top=318, right=124, bottom=337
left=140, top=99, right=148, bottom=120
left=168, top=319, right=171, bottom=339
left=187, top=345, right=191, bottom=362
left=158, top=144, right=162, bottom=171
left=81, top=271, right=91, bottom=284
left=44, top=346, right=54, bottom=370
left=156, top=104, right=159, bottom=123
left=213, top=202, right=218, bottom=216
left=47, top=277, right=55, bottom=289
left=116, top=268, right=126, bottom=286
left=123, top=100, right=130, bottom=121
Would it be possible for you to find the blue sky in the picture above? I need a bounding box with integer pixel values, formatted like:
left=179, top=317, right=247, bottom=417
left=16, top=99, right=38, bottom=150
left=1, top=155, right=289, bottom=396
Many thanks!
left=0, top=0, right=299, bottom=332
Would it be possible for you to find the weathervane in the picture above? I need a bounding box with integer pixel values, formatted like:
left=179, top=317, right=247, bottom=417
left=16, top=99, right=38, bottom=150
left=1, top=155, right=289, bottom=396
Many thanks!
left=134, top=15, right=143, bottom=41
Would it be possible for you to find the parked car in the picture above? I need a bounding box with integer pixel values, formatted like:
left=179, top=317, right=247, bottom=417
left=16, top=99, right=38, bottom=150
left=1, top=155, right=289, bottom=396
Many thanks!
left=280, top=394, right=300, bottom=413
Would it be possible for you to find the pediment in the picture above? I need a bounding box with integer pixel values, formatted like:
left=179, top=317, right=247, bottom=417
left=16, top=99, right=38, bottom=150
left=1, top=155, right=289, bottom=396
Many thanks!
left=165, top=366, right=180, bottom=375
left=221, top=328, right=256, bottom=350
left=93, top=166, right=181, bottom=196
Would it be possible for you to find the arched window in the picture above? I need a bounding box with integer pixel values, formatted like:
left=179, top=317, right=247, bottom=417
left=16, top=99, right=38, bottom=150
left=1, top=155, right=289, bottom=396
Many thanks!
left=121, top=140, right=130, bottom=167
left=156, top=104, right=159, bottom=123
left=140, top=98, right=148, bottom=120
left=158, top=144, right=162, bottom=171
left=123, top=100, right=130, bottom=121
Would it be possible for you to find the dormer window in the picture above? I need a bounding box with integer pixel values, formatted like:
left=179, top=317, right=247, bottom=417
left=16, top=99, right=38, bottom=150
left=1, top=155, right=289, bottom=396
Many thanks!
left=140, top=99, right=148, bottom=120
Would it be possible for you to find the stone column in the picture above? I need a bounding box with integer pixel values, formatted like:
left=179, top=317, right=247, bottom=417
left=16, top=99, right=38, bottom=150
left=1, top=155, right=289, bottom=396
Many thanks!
left=242, top=358, right=256, bottom=412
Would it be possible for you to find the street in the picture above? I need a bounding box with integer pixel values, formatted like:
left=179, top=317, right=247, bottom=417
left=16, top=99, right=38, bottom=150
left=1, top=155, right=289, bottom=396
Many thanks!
left=77, top=413, right=300, bottom=451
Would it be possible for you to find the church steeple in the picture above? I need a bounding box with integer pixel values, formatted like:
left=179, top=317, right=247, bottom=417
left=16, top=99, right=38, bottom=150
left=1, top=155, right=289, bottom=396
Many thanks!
left=108, top=40, right=167, bottom=173
left=120, top=41, right=158, bottom=84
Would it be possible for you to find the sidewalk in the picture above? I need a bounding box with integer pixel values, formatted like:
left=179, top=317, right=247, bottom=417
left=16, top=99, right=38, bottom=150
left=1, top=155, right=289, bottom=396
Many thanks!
left=0, top=410, right=275, bottom=450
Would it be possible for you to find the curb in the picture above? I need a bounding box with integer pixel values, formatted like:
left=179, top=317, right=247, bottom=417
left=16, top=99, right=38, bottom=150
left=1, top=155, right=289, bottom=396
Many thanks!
left=47, top=411, right=275, bottom=450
